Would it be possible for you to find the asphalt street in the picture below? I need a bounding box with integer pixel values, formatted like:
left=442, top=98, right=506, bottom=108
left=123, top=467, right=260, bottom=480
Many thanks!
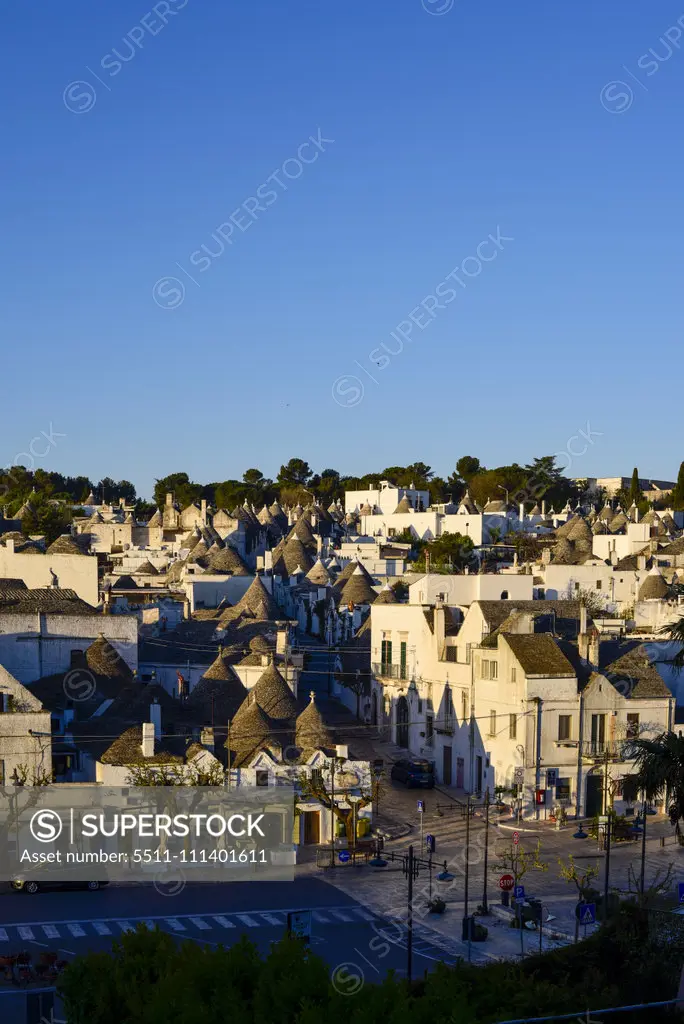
left=0, top=878, right=457, bottom=984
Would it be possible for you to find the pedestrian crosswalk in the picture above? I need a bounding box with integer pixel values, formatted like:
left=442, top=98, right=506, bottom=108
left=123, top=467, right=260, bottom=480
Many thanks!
left=0, top=906, right=378, bottom=945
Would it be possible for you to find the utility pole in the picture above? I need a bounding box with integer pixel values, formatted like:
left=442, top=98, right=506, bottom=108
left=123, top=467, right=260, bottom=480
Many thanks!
left=330, top=756, right=336, bottom=868
left=407, top=845, right=414, bottom=982
left=226, top=719, right=231, bottom=789
left=482, top=788, right=490, bottom=914
left=640, top=798, right=647, bottom=895
left=463, top=793, right=471, bottom=957
left=534, top=697, right=542, bottom=821
left=604, top=815, right=611, bottom=917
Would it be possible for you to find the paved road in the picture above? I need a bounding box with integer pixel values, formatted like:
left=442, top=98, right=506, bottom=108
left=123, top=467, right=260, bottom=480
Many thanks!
left=0, top=879, right=458, bottom=980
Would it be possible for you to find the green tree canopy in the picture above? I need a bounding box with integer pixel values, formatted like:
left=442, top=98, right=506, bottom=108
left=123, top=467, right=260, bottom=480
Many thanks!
left=277, top=458, right=312, bottom=487
left=456, top=455, right=480, bottom=481
left=671, top=461, right=684, bottom=510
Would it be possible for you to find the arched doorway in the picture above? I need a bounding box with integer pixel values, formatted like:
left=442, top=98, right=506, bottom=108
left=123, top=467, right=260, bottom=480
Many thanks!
left=371, top=691, right=378, bottom=726
left=396, top=696, right=409, bottom=749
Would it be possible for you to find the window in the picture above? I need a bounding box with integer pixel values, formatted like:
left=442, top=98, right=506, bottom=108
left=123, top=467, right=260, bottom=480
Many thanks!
left=465, top=643, right=472, bottom=664
left=626, top=713, right=640, bottom=739
left=418, top=697, right=423, bottom=713
left=509, top=714, right=517, bottom=739
left=481, top=659, right=498, bottom=680
left=591, top=714, right=606, bottom=754
left=0, top=760, right=4, bottom=786
left=256, top=770, right=269, bottom=787
left=556, top=777, right=571, bottom=800
left=461, top=690, right=468, bottom=724
left=381, top=639, right=392, bottom=671
left=400, top=641, right=407, bottom=681
left=558, top=715, right=571, bottom=742
left=574, top=582, right=580, bottom=591
left=511, top=667, right=517, bottom=683
left=489, top=709, right=497, bottom=737
left=596, top=580, right=602, bottom=590
left=426, top=717, right=434, bottom=742
left=500, top=590, right=509, bottom=600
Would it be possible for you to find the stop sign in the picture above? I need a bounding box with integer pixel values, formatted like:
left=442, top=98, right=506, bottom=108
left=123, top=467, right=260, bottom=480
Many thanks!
left=499, top=874, right=514, bottom=891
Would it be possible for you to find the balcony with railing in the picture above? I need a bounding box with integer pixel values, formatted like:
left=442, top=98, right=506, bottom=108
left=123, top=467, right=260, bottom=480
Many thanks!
left=580, top=737, right=638, bottom=760
left=372, top=662, right=409, bottom=681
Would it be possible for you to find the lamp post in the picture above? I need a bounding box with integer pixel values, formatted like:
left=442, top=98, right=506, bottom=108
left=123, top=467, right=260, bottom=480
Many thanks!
left=573, top=822, right=588, bottom=942
left=482, top=788, right=490, bottom=914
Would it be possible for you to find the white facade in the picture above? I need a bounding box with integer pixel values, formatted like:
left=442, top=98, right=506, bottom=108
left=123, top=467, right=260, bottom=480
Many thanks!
left=0, top=542, right=99, bottom=606
left=0, top=666, right=52, bottom=784
left=0, top=610, right=138, bottom=684
left=345, top=481, right=430, bottom=516
left=409, top=573, right=534, bottom=606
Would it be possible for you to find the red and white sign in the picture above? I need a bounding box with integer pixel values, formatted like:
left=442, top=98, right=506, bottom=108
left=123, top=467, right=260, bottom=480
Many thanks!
left=512, top=831, right=520, bottom=845
left=499, top=874, right=515, bottom=891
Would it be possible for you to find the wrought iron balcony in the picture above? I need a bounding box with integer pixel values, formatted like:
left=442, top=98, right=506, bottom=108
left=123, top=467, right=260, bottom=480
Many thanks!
left=372, top=663, right=409, bottom=681
left=580, top=738, right=637, bottom=760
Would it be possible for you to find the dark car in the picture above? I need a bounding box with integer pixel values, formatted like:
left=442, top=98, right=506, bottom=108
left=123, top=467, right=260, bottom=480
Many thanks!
left=390, top=759, right=435, bottom=788
left=11, top=878, right=108, bottom=895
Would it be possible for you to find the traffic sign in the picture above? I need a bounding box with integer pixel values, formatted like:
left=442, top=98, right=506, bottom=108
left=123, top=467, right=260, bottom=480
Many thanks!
left=546, top=769, right=558, bottom=787
left=678, top=882, right=684, bottom=905
left=287, top=910, right=312, bottom=942
left=338, top=850, right=351, bottom=863
left=579, top=902, right=596, bottom=926
left=499, top=874, right=515, bottom=892
left=425, top=834, right=435, bottom=853
left=512, top=831, right=520, bottom=845
left=513, top=767, right=524, bottom=782
left=417, top=800, right=425, bottom=814
left=514, top=885, right=525, bottom=900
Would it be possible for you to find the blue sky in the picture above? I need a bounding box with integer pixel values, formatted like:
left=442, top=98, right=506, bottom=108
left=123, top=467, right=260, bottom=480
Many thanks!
left=2, top=1, right=683, bottom=498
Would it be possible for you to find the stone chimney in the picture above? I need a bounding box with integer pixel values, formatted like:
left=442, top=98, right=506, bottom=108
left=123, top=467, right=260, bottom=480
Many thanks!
left=335, top=744, right=349, bottom=760
left=589, top=633, right=600, bottom=667
left=183, top=598, right=191, bottom=619
left=434, top=604, right=446, bottom=651
left=165, top=492, right=173, bottom=507
left=610, top=548, right=618, bottom=567
left=316, top=535, right=323, bottom=554
left=637, top=554, right=647, bottom=571
left=580, top=601, right=587, bottom=635
left=519, top=501, right=525, bottom=521
left=200, top=726, right=215, bottom=752
left=541, top=499, right=546, bottom=516
left=5, top=539, right=14, bottom=554
left=201, top=499, right=207, bottom=524
left=149, top=699, right=162, bottom=740
left=276, top=624, right=289, bottom=655
left=141, top=722, right=155, bottom=758
left=542, top=547, right=552, bottom=565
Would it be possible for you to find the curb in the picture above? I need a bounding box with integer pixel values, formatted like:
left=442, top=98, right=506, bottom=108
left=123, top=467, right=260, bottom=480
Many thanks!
left=488, top=903, right=577, bottom=943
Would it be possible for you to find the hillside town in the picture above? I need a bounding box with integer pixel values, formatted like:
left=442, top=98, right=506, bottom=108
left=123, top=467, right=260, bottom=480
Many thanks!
left=1, top=459, right=683, bottom=834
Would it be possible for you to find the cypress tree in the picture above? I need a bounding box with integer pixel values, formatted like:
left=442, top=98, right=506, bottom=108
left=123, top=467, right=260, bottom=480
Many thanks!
left=671, top=461, right=684, bottom=510
left=629, top=467, right=642, bottom=504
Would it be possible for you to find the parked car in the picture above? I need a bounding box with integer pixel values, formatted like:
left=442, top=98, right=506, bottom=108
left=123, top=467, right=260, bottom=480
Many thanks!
left=11, top=878, right=108, bottom=895
left=390, top=759, right=435, bottom=788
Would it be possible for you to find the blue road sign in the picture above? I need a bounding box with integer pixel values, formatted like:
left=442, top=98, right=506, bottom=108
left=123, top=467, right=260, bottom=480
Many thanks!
left=679, top=883, right=684, bottom=904
left=338, top=850, right=351, bottom=863
left=514, top=885, right=525, bottom=900
left=417, top=800, right=425, bottom=813
left=580, top=902, right=596, bottom=926
left=425, top=834, right=435, bottom=853
left=287, top=910, right=312, bottom=942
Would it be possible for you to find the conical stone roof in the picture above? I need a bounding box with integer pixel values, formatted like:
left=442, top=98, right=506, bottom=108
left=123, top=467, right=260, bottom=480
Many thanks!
left=253, top=664, right=297, bottom=720
left=295, top=691, right=333, bottom=751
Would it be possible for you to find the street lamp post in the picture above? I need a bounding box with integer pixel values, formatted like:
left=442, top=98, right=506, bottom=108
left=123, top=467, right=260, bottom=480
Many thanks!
left=482, top=788, right=490, bottom=914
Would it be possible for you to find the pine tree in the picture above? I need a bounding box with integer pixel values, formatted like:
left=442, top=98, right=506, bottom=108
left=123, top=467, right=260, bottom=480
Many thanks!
left=629, top=467, right=642, bottom=505
left=672, top=461, right=684, bottom=510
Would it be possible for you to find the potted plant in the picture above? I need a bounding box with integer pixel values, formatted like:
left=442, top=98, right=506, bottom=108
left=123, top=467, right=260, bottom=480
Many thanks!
left=427, top=897, right=446, bottom=914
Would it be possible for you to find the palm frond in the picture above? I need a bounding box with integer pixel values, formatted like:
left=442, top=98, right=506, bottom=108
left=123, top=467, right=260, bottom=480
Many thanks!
left=659, top=615, right=684, bottom=670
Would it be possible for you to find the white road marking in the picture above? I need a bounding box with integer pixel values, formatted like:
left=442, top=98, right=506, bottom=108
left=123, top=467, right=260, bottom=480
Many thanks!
left=353, top=909, right=375, bottom=921
left=213, top=916, right=235, bottom=928
left=353, top=947, right=381, bottom=974
left=236, top=915, right=259, bottom=927
left=117, top=922, right=133, bottom=933
left=142, top=921, right=157, bottom=931
left=43, top=926, right=60, bottom=939
left=18, top=927, right=35, bottom=940
left=67, top=924, right=85, bottom=937
left=189, top=918, right=210, bottom=930
left=0, top=929, right=9, bottom=942
left=261, top=914, right=284, bottom=926
left=165, top=919, right=185, bottom=931
left=312, top=911, right=330, bottom=923
left=330, top=910, right=353, bottom=922
left=93, top=923, right=111, bottom=935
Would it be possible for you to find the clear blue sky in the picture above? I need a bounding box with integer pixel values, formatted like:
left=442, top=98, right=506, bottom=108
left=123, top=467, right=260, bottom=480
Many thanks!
left=2, top=1, right=682, bottom=499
